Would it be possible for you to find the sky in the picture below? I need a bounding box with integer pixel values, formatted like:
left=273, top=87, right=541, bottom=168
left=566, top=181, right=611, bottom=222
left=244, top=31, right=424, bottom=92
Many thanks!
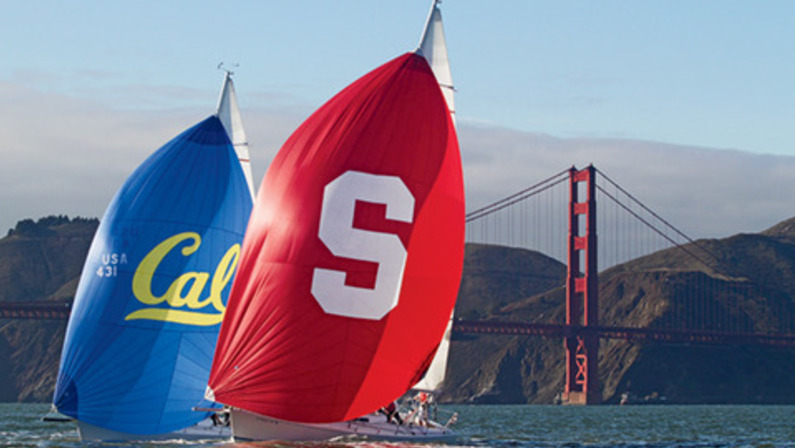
left=1, top=0, right=794, bottom=244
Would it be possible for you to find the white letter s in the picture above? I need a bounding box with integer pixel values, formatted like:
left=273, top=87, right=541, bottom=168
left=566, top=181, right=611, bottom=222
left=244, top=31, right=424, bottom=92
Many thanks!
left=311, top=171, right=414, bottom=320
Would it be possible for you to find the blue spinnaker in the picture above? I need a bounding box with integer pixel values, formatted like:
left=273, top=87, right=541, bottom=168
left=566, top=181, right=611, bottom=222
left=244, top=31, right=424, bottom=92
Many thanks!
left=54, top=116, right=252, bottom=435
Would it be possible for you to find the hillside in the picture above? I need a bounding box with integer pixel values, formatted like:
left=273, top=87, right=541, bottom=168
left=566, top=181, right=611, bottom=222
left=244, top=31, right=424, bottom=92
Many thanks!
left=441, top=218, right=795, bottom=404
left=2, top=216, right=795, bottom=404
left=0, top=216, right=97, bottom=402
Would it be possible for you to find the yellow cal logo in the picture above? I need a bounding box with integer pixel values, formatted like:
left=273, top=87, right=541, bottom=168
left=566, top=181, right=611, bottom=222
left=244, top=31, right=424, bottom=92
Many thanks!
left=126, top=232, right=240, bottom=326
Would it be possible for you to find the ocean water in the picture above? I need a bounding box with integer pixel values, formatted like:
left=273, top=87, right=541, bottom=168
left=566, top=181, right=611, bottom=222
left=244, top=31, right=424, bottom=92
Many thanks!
left=2, top=403, right=793, bottom=448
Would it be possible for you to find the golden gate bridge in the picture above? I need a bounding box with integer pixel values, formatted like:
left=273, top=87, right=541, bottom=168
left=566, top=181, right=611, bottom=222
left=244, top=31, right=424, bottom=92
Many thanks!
left=3, top=165, right=795, bottom=404
left=462, top=165, right=795, bottom=403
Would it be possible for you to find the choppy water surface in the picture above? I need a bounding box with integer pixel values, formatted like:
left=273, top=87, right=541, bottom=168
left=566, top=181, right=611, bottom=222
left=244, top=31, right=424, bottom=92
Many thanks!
left=3, top=403, right=793, bottom=448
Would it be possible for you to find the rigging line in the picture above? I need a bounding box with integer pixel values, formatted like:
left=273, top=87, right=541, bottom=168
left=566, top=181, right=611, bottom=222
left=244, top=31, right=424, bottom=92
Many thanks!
left=596, top=185, right=718, bottom=271
left=466, top=175, right=569, bottom=223
left=595, top=167, right=726, bottom=268
left=465, top=168, right=570, bottom=220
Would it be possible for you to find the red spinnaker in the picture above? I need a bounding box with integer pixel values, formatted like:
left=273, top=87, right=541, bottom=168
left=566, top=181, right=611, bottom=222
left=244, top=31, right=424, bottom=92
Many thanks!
left=207, top=52, right=464, bottom=423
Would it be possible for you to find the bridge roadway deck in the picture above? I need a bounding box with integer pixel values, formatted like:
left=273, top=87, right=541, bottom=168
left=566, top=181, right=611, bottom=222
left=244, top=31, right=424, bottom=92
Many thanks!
left=452, top=319, right=795, bottom=348
left=0, top=300, right=72, bottom=320
left=2, top=302, right=794, bottom=347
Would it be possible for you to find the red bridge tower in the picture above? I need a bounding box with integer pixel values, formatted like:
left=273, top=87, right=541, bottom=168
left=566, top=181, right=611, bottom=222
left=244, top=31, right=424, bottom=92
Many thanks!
left=563, top=165, right=600, bottom=404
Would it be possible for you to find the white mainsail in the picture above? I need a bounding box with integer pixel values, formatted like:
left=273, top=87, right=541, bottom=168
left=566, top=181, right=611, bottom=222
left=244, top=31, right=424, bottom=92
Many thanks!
left=417, top=0, right=455, bottom=123
left=216, top=69, right=256, bottom=198
left=413, top=0, right=456, bottom=393
left=413, top=315, right=454, bottom=391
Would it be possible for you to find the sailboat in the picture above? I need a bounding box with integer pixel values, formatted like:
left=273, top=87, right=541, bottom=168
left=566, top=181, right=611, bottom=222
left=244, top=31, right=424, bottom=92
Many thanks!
left=217, top=64, right=256, bottom=199
left=52, top=73, right=253, bottom=441
left=206, top=0, right=463, bottom=442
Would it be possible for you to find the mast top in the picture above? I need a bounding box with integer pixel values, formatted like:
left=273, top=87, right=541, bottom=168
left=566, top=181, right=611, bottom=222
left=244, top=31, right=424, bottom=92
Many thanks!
left=217, top=62, right=239, bottom=77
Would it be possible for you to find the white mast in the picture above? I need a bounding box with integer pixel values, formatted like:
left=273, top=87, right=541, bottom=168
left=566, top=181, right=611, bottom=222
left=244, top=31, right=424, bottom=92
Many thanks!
left=216, top=66, right=256, bottom=199
left=413, top=0, right=455, bottom=393
left=417, top=0, right=455, bottom=123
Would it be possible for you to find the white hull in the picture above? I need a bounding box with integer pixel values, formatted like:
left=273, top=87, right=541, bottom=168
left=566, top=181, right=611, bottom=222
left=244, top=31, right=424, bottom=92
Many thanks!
left=77, top=417, right=230, bottom=442
left=231, top=408, right=455, bottom=442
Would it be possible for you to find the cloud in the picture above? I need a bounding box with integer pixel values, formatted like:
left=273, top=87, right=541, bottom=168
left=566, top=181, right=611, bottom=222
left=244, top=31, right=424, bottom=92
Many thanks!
left=459, top=122, right=795, bottom=243
left=2, top=80, right=794, bottom=255
left=0, top=81, right=302, bottom=235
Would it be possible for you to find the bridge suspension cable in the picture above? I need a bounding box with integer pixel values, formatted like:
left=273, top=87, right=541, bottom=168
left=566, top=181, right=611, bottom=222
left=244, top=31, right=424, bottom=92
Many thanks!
left=595, top=167, right=724, bottom=273
left=465, top=168, right=570, bottom=223
left=464, top=164, right=795, bottom=338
